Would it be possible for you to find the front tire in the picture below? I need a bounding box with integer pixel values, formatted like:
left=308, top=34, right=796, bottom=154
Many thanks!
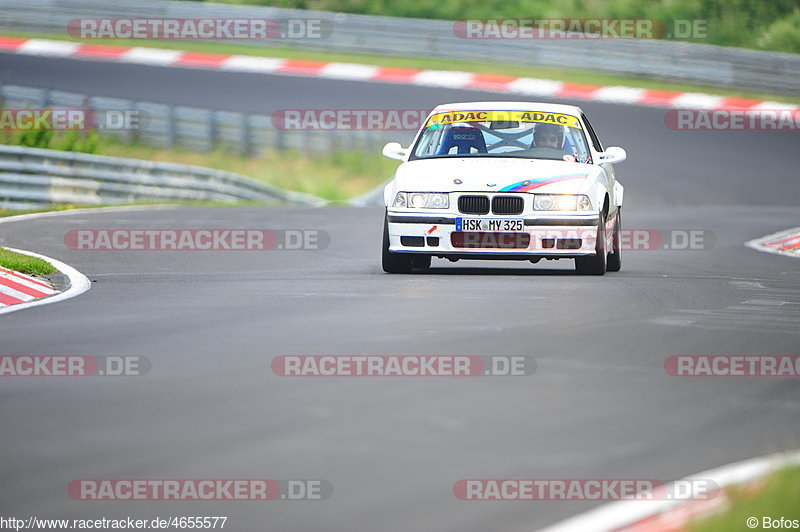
left=575, top=212, right=607, bottom=275
left=382, top=213, right=414, bottom=273
left=606, top=210, right=622, bottom=272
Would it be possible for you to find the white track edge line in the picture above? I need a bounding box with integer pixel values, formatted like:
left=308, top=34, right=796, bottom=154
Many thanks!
left=0, top=247, right=90, bottom=315
left=0, top=204, right=176, bottom=226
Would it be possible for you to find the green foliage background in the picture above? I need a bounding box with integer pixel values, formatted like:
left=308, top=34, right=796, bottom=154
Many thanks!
left=178, top=0, right=800, bottom=52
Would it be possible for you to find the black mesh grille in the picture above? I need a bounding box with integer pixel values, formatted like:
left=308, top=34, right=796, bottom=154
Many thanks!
left=458, top=195, right=490, bottom=215
left=492, top=196, right=524, bottom=215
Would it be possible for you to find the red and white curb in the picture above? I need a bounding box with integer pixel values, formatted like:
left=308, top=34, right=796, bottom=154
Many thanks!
left=0, top=247, right=90, bottom=315
left=1, top=37, right=796, bottom=112
left=537, top=450, right=800, bottom=532
left=0, top=264, right=57, bottom=307
left=746, top=227, right=800, bottom=258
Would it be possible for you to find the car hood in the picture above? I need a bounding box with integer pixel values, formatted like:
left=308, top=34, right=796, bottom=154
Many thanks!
left=394, top=157, right=594, bottom=194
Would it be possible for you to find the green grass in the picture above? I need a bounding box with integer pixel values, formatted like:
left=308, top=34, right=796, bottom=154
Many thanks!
left=4, top=29, right=799, bottom=105
left=0, top=247, right=57, bottom=275
left=687, top=465, right=800, bottom=531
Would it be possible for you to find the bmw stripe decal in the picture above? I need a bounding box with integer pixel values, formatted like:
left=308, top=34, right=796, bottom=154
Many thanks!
left=500, top=175, right=586, bottom=192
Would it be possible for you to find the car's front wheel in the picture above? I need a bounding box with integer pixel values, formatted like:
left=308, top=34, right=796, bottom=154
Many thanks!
left=575, top=212, right=607, bottom=275
left=606, top=210, right=622, bottom=272
left=382, top=213, right=414, bottom=273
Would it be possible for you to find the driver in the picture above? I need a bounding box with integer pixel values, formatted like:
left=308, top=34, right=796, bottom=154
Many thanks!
left=532, top=122, right=564, bottom=150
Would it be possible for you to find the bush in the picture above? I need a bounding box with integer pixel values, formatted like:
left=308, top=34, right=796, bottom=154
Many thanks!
left=0, top=128, right=101, bottom=153
left=757, top=8, right=800, bottom=53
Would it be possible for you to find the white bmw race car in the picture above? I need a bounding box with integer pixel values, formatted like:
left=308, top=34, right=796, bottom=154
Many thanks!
left=381, top=101, right=627, bottom=274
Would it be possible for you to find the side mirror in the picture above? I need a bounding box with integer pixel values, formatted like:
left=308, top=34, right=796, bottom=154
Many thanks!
left=598, top=146, right=626, bottom=164
left=382, top=142, right=409, bottom=161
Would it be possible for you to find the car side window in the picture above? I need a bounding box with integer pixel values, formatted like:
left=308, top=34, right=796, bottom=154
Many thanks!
left=582, top=114, right=604, bottom=152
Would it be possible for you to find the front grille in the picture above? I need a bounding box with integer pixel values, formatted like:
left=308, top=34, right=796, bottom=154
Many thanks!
left=451, top=232, right=530, bottom=249
left=458, top=195, right=490, bottom=215
left=492, top=196, right=524, bottom=215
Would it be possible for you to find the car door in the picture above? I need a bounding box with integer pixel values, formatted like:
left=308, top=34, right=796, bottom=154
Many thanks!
left=581, top=113, right=618, bottom=214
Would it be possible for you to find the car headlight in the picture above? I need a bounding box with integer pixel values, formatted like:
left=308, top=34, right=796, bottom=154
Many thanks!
left=393, top=192, right=407, bottom=208
left=394, top=192, right=449, bottom=209
left=533, top=194, right=592, bottom=211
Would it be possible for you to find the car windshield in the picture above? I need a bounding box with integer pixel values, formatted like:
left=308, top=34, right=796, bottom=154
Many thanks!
left=410, top=110, right=593, bottom=163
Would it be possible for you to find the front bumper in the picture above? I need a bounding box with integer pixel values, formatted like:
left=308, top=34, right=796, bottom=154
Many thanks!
left=387, top=210, right=601, bottom=258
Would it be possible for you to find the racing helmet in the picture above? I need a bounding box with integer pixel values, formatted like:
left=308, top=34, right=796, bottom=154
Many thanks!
left=532, top=122, right=564, bottom=148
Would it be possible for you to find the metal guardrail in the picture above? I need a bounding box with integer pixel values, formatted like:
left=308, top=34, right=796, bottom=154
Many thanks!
left=0, top=83, right=397, bottom=156
left=0, top=0, right=798, bottom=94
left=0, top=83, right=395, bottom=209
left=0, top=145, right=327, bottom=209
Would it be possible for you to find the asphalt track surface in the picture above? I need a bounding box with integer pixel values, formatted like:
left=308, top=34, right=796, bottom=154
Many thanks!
left=1, top=52, right=800, bottom=531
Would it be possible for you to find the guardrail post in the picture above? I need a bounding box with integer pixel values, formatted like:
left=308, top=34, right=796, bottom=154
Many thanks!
left=165, top=105, right=175, bottom=148
left=207, top=110, right=216, bottom=152
left=130, top=101, right=139, bottom=144
left=275, top=125, right=285, bottom=151
left=240, top=113, right=251, bottom=157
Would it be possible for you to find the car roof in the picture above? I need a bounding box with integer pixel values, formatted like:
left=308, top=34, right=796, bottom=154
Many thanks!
left=430, top=101, right=584, bottom=116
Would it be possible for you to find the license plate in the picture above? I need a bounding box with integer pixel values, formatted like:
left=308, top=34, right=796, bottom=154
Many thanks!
left=456, top=218, right=524, bottom=232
